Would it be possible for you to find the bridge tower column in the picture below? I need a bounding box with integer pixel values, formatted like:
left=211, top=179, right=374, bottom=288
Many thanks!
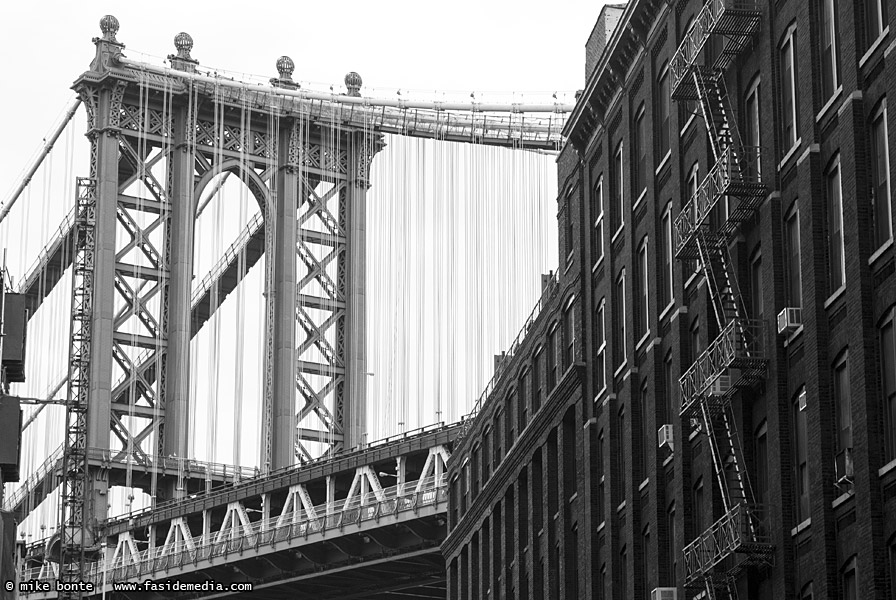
left=162, top=38, right=199, bottom=481
left=75, top=21, right=128, bottom=532
left=269, top=117, right=300, bottom=471
left=342, top=130, right=373, bottom=450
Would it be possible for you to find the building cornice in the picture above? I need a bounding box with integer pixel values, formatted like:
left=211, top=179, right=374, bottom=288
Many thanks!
left=563, top=0, right=669, bottom=151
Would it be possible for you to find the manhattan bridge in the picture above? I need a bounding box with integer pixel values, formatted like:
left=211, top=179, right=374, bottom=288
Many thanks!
left=0, top=15, right=572, bottom=599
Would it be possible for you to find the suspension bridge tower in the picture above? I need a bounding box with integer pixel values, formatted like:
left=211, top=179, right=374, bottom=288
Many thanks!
left=54, top=15, right=379, bottom=587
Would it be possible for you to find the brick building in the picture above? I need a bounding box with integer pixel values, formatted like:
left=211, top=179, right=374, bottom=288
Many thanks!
left=443, top=0, right=896, bottom=598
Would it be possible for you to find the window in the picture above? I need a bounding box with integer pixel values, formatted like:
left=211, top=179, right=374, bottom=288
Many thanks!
left=794, top=387, right=810, bottom=521
left=871, top=100, right=892, bottom=250
left=882, top=307, right=896, bottom=461
left=617, top=405, right=627, bottom=491
left=667, top=503, right=677, bottom=585
left=820, top=0, right=841, bottom=102
left=564, top=298, right=575, bottom=369
left=613, top=142, right=624, bottom=234
left=842, top=556, right=857, bottom=600
left=689, top=318, right=700, bottom=366
left=801, top=582, right=814, bottom=600
left=750, top=247, right=764, bottom=320
left=827, top=157, right=846, bottom=292
left=661, top=203, right=674, bottom=309
left=506, top=392, right=516, bottom=447
left=548, top=324, right=559, bottom=390
left=663, top=350, right=675, bottom=424
left=866, top=0, right=889, bottom=46
left=745, top=77, right=762, bottom=178
left=519, top=370, right=529, bottom=432
left=657, top=64, right=671, bottom=159
left=614, top=270, right=627, bottom=368
left=833, top=351, right=852, bottom=481
left=640, top=379, right=650, bottom=478
left=620, top=546, right=628, bottom=599
left=637, top=237, right=650, bottom=340
left=597, top=430, right=605, bottom=521
left=567, top=204, right=575, bottom=262
left=786, top=205, right=803, bottom=308
left=634, top=105, right=647, bottom=198
left=693, top=478, right=705, bottom=535
left=755, top=421, right=768, bottom=506
left=781, top=25, right=799, bottom=153
left=686, top=163, right=700, bottom=275
left=533, top=348, right=543, bottom=413
left=596, top=299, right=607, bottom=393
left=594, top=176, right=605, bottom=265
left=679, top=17, right=698, bottom=129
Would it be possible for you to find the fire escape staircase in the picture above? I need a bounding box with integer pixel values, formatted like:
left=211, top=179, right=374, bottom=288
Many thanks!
left=669, top=0, right=772, bottom=593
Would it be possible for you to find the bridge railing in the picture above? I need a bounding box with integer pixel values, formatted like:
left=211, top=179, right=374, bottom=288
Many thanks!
left=103, top=423, right=456, bottom=526
left=16, top=206, right=77, bottom=294
left=19, top=475, right=448, bottom=586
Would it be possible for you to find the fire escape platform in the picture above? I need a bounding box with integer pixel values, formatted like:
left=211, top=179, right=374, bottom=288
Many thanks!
left=679, top=319, right=767, bottom=418
left=670, top=1, right=762, bottom=101
left=683, top=503, right=774, bottom=588
left=675, top=146, right=767, bottom=261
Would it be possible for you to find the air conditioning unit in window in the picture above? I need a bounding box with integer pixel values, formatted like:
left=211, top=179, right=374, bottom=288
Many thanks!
left=707, top=375, right=732, bottom=397
left=835, top=448, right=854, bottom=485
left=658, top=425, right=674, bottom=452
left=798, top=389, right=808, bottom=411
left=651, top=588, right=677, bottom=600
left=777, top=307, right=802, bottom=334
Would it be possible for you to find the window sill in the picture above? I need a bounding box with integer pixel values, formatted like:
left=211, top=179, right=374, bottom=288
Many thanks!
left=784, top=324, right=804, bottom=348
left=617, top=500, right=626, bottom=513
left=688, top=427, right=701, bottom=442
left=635, top=331, right=652, bottom=352
left=663, top=454, right=674, bottom=468
left=879, top=458, right=896, bottom=478
left=860, top=26, right=890, bottom=69
left=611, top=224, right=625, bottom=246
left=869, top=237, right=894, bottom=266
left=680, top=112, right=697, bottom=137
left=597, top=520, right=606, bottom=533
left=790, top=518, right=811, bottom=537
left=655, top=150, right=672, bottom=175
left=638, top=478, right=650, bottom=492
left=594, top=385, right=607, bottom=404
left=832, top=489, right=854, bottom=509
left=823, top=285, right=846, bottom=310
left=659, top=300, right=676, bottom=322
left=592, top=255, right=605, bottom=273
left=614, top=360, right=628, bottom=380
left=633, top=188, right=648, bottom=213
left=684, top=269, right=702, bottom=289
left=778, top=138, right=802, bottom=172
left=815, top=86, right=843, bottom=123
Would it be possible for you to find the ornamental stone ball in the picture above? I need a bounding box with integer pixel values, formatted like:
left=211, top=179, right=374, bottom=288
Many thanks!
left=174, top=32, right=194, bottom=59
left=345, top=71, right=362, bottom=97
left=99, top=15, right=119, bottom=42
left=276, top=56, right=295, bottom=81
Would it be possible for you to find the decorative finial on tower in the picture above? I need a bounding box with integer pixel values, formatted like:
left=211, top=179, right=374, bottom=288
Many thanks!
left=344, top=71, right=362, bottom=97
left=277, top=56, right=295, bottom=81
left=174, top=32, right=193, bottom=60
left=99, top=15, right=119, bottom=42
left=271, top=56, right=298, bottom=89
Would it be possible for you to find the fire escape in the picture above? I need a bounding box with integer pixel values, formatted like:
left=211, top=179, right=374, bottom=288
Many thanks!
left=669, top=2, right=772, bottom=597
